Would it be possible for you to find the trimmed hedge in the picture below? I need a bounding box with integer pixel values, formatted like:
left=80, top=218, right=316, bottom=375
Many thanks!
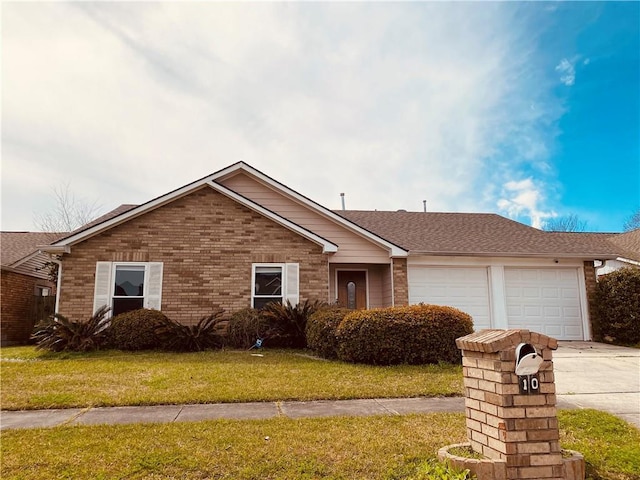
left=107, top=309, right=169, bottom=351
left=336, top=304, right=474, bottom=365
left=306, top=307, right=352, bottom=359
left=593, top=268, right=640, bottom=345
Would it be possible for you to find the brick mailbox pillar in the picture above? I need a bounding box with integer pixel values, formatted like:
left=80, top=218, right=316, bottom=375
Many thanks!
left=454, top=329, right=569, bottom=480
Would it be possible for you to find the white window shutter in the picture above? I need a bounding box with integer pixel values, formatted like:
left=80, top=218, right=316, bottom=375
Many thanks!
left=285, top=263, right=299, bottom=306
left=145, top=262, right=164, bottom=311
left=93, top=262, right=112, bottom=314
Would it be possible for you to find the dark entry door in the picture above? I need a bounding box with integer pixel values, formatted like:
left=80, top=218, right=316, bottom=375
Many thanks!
left=337, top=271, right=367, bottom=309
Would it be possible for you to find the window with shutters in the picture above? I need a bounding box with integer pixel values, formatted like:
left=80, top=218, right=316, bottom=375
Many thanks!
left=112, top=265, right=145, bottom=316
left=251, top=263, right=299, bottom=309
left=93, top=262, right=163, bottom=317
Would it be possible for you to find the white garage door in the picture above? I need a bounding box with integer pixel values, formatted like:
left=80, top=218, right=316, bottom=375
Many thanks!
left=408, top=266, right=491, bottom=331
left=505, top=268, right=584, bottom=340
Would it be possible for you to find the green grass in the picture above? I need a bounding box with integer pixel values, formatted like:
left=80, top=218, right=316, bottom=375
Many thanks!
left=559, top=410, right=640, bottom=480
left=1, top=411, right=638, bottom=479
left=0, top=347, right=463, bottom=410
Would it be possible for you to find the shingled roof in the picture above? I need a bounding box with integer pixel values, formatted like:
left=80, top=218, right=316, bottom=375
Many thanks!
left=335, top=210, right=621, bottom=258
left=607, top=228, right=640, bottom=262
left=1, top=232, right=67, bottom=267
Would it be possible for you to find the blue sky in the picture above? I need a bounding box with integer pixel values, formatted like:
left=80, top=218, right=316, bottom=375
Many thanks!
left=2, top=2, right=638, bottom=233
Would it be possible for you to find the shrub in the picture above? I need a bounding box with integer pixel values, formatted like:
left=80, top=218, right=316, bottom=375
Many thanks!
left=336, top=304, right=473, bottom=365
left=108, top=309, right=169, bottom=351
left=156, top=309, right=227, bottom=352
left=593, top=268, right=640, bottom=345
left=306, top=307, right=351, bottom=359
left=31, top=305, right=111, bottom=352
left=261, top=300, right=326, bottom=348
left=408, top=459, right=475, bottom=480
left=226, top=308, right=270, bottom=349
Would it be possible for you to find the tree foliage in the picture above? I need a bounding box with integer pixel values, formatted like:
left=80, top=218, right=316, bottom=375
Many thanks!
left=593, top=268, right=640, bottom=345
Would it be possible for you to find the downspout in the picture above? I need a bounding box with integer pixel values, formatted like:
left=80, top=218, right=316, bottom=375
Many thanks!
left=390, top=258, right=395, bottom=307
left=594, top=259, right=607, bottom=275
left=50, top=256, right=63, bottom=315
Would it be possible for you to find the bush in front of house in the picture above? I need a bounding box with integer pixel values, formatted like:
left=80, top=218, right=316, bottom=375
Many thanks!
left=226, top=308, right=270, bottom=349
left=260, top=299, right=326, bottom=348
left=593, top=268, right=640, bottom=345
left=31, top=305, right=111, bottom=352
left=306, top=307, right=352, bottom=359
left=107, top=308, right=169, bottom=350
left=336, top=304, right=474, bottom=365
left=155, top=309, right=227, bottom=352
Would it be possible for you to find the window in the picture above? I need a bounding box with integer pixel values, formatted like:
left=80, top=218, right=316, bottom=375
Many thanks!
left=93, top=262, right=163, bottom=316
left=251, top=263, right=299, bottom=309
left=112, top=265, right=145, bottom=316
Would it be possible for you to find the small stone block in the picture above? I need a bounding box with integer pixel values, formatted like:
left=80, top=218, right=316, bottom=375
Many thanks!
left=518, top=442, right=551, bottom=454
left=518, top=466, right=553, bottom=478
left=505, top=454, right=531, bottom=467
left=526, top=429, right=560, bottom=441
left=530, top=453, right=563, bottom=466
left=525, top=406, right=557, bottom=418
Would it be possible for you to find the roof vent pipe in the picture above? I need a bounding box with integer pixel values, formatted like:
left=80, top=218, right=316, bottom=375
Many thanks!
left=340, top=193, right=346, bottom=211
left=423, top=200, right=427, bottom=213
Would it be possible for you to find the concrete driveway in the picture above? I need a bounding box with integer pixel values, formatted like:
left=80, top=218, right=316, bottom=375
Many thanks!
left=554, top=341, right=640, bottom=428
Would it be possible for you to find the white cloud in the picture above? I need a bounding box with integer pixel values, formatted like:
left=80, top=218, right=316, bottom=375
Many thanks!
left=497, top=179, right=555, bottom=229
left=555, top=58, right=576, bottom=86
left=2, top=2, right=566, bottom=230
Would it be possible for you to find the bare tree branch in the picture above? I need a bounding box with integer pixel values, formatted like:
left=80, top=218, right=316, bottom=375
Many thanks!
left=623, top=209, right=640, bottom=232
left=543, top=214, right=588, bottom=232
left=34, top=182, right=102, bottom=232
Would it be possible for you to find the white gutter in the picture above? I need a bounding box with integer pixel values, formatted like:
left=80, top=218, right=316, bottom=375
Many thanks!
left=49, top=256, right=62, bottom=315
left=617, top=256, right=640, bottom=267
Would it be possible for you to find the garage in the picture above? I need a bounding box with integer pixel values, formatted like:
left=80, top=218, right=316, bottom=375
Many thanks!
left=504, top=267, right=584, bottom=341
left=408, top=266, right=492, bottom=331
left=408, top=264, right=587, bottom=341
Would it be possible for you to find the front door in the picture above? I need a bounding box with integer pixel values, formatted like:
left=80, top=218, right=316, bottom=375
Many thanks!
left=337, top=271, right=367, bottom=309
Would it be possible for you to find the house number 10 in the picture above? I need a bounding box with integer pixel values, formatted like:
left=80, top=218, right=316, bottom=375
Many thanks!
left=518, top=374, right=540, bottom=395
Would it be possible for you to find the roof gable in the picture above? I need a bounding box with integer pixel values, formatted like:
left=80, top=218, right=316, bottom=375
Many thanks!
left=47, top=162, right=404, bottom=257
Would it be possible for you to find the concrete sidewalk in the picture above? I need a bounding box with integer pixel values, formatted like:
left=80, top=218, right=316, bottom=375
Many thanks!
left=0, top=397, right=466, bottom=431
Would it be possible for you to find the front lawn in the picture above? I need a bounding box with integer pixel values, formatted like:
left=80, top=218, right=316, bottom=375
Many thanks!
left=0, top=347, right=463, bottom=410
left=1, top=410, right=638, bottom=479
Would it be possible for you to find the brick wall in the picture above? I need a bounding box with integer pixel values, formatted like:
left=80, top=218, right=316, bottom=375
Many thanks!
left=1, top=270, right=52, bottom=345
left=457, top=330, right=564, bottom=480
left=58, top=187, right=329, bottom=323
left=583, top=261, right=597, bottom=339
left=392, top=257, right=409, bottom=306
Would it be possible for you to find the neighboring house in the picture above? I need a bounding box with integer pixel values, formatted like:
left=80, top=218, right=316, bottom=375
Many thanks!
left=1, top=232, right=64, bottom=346
left=595, top=229, right=640, bottom=275
left=40, top=162, right=622, bottom=341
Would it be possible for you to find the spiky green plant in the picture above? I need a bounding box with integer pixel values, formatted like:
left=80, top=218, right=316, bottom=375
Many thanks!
left=261, top=300, right=326, bottom=348
left=155, top=310, right=226, bottom=352
left=31, top=305, right=111, bottom=352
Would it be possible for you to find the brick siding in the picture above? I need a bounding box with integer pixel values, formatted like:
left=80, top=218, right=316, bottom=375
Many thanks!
left=583, top=261, right=597, bottom=339
left=392, top=257, right=409, bottom=306
left=58, top=186, right=329, bottom=323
